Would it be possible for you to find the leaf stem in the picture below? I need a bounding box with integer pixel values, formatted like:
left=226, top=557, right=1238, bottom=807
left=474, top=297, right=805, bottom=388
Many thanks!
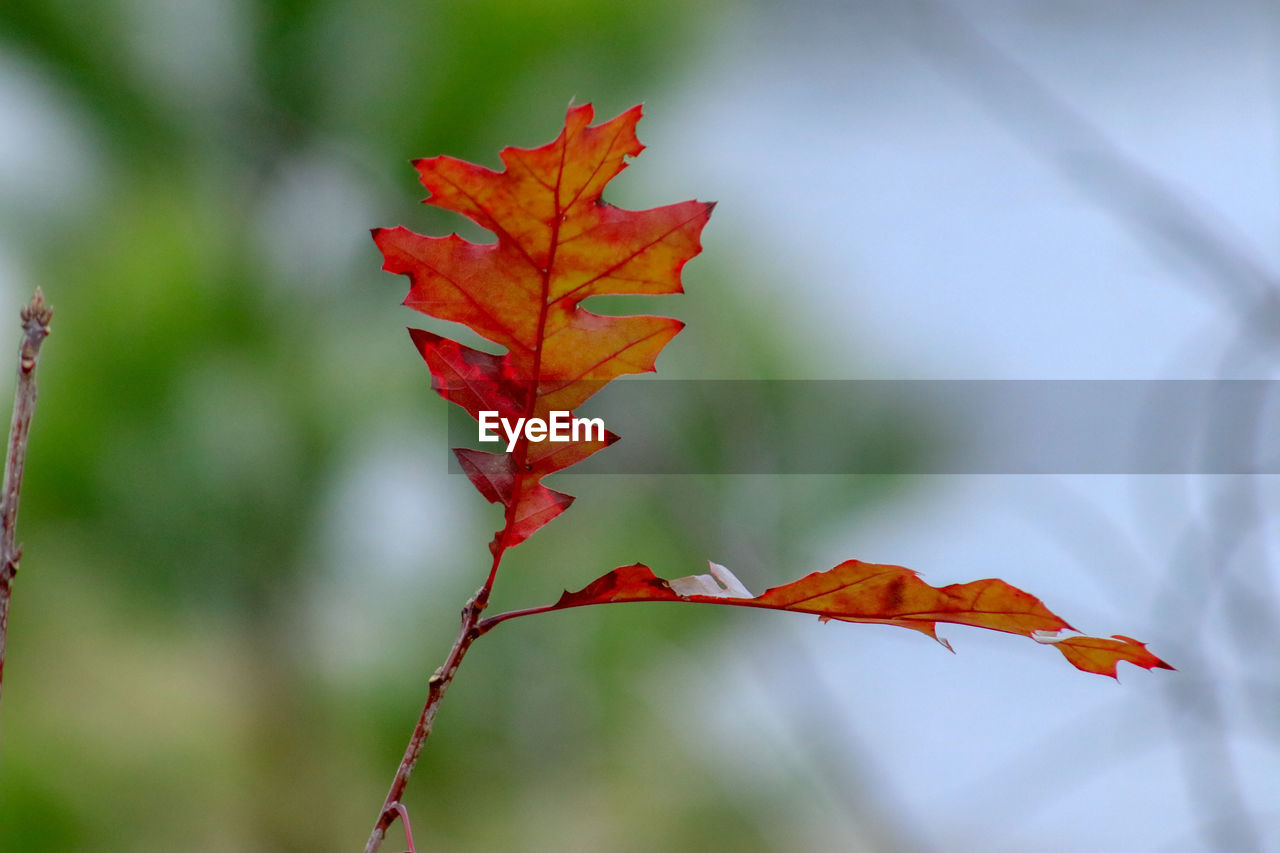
left=0, top=289, right=52, bottom=737
left=475, top=603, right=560, bottom=635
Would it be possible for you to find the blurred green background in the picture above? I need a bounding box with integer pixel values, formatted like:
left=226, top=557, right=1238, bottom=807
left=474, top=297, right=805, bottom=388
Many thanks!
left=0, top=2, right=902, bottom=850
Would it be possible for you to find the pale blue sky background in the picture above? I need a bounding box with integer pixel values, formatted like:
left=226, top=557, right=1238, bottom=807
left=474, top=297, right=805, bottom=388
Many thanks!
left=641, top=2, right=1279, bottom=851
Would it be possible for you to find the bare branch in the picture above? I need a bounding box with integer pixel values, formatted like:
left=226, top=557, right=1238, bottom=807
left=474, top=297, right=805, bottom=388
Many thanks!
left=0, top=288, right=53, bottom=728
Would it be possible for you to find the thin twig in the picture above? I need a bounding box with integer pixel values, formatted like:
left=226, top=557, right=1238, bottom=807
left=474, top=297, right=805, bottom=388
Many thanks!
left=362, top=587, right=486, bottom=853
left=0, top=288, right=53, bottom=728
left=363, top=499, right=522, bottom=853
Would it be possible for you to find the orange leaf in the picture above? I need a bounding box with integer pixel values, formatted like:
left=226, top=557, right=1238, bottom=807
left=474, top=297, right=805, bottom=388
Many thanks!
left=544, top=561, right=1173, bottom=678
left=374, top=104, right=712, bottom=550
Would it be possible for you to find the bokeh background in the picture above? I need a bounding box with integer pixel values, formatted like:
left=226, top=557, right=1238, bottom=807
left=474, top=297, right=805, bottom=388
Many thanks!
left=1, top=1, right=1277, bottom=850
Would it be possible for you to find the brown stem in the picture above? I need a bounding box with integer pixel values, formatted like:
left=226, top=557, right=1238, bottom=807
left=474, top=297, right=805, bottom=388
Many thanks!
left=361, top=569, right=496, bottom=853
left=363, top=454, right=533, bottom=852
left=0, top=289, right=52, bottom=729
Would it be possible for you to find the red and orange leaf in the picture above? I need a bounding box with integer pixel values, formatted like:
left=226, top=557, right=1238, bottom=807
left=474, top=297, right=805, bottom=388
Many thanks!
left=543, top=561, right=1173, bottom=679
left=375, top=104, right=712, bottom=550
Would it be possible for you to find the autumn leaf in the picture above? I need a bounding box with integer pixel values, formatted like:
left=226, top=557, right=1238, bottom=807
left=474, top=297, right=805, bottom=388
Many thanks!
left=374, top=103, right=1170, bottom=681
left=374, top=104, right=713, bottom=551
left=490, top=561, right=1173, bottom=679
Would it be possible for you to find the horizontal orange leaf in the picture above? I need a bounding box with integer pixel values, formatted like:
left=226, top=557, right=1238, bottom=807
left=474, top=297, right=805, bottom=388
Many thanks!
left=531, top=561, right=1173, bottom=679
